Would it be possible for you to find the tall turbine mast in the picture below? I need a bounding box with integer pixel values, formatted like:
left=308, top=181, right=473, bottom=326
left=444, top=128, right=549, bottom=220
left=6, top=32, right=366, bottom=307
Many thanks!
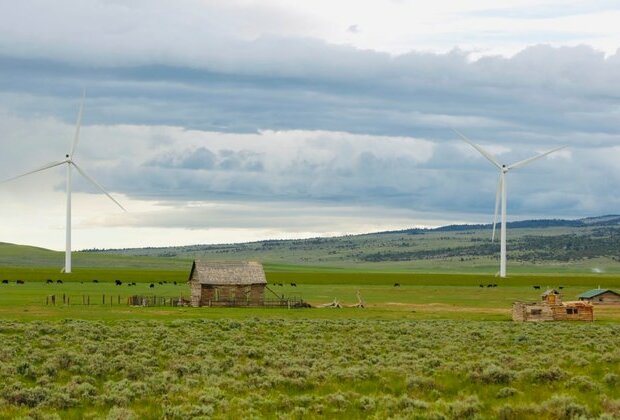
left=1, top=92, right=126, bottom=273
left=453, top=129, right=565, bottom=278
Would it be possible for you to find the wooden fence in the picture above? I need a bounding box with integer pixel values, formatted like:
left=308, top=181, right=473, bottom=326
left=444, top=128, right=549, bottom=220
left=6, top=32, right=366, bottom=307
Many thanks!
left=45, top=294, right=309, bottom=308
left=202, top=297, right=310, bottom=308
left=127, top=295, right=189, bottom=307
left=45, top=294, right=186, bottom=307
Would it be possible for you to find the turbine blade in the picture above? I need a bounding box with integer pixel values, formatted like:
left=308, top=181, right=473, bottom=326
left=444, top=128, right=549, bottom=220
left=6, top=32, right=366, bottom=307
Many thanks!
left=0, top=161, right=66, bottom=184
left=492, top=175, right=502, bottom=242
left=507, top=145, right=567, bottom=171
left=452, top=128, right=502, bottom=169
left=72, top=162, right=126, bottom=212
left=70, top=90, right=86, bottom=158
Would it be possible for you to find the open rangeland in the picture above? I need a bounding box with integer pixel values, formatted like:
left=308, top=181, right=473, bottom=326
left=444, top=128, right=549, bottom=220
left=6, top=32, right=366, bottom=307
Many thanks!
left=1, top=319, right=620, bottom=419
left=1, top=267, right=620, bottom=418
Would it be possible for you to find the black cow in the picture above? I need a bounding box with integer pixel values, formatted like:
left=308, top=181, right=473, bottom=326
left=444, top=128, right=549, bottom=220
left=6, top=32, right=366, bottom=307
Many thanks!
left=173, top=281, right=177, bottom=285
left=533, top=285, right=541, bottom=290
left=131, top=282, right=136, bottom=286
left=1, top=280, right=8, bottom=284
left=56, top=280, right=63, bottom=284
left=46, top=279, right=54, bottom=284
left=149, top=283, right=155, bottom=288
left=394, top=283, right=400, bottom=287
left=479, top=284, right=484, bottom=288
left=92, top=279, right=99, bottom=283
left=290, top=283, right=297, bottom=287
left=16, top=280, right=24, bottom=284
left=559, top=286, right=564, bottom=290
left=158, top=281, right=163, bottom=285
left=115, top=280, right=122, bottom=286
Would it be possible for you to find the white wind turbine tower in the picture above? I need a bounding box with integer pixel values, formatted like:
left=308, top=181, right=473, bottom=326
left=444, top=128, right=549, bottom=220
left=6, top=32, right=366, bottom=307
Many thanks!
left=1, top=93, right=126, bottom=273
left=453, top=129, right=566, bottom=278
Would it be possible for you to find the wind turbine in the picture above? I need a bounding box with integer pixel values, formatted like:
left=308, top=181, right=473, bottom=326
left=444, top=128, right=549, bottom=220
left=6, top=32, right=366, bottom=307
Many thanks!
left=1, top=93, right=126, bottom=273
left=453, top=129, right=566, bottom=278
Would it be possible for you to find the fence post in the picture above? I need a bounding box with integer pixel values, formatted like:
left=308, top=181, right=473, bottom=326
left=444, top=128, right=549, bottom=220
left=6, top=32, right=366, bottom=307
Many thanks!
left=102, top=294, right=105, bottom=305
left=63, top=294, right=66, bottom=304
left=87, top=296, right=90, bottom=305
left=67, top=296, right=70, bottom=305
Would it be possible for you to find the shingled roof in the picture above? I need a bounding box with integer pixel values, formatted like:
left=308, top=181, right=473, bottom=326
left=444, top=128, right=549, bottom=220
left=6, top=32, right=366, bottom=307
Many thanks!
left=188, top=261, right=267, bottom=286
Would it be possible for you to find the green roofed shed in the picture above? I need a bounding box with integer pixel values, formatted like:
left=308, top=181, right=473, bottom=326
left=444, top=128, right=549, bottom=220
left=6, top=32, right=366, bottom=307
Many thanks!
left=578, top=288, right=620, bottom=305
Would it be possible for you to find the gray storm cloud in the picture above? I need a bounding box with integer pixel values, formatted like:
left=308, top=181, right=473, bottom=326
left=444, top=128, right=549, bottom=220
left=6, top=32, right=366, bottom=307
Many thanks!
left=0, top=0, right=618, bottom=234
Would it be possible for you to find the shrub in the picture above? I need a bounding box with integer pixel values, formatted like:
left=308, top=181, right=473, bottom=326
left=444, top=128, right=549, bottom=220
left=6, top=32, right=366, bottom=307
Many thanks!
left=565, top=375, right=599, bottom=392
left=475, top=365, right=515, bottom=385
left=496, top=387, right=518, bottom=399
left=603, top=373, right=619, bottom=386
left=541, top=395, right=589, bottom=419
left=407, top=376, right=438, bottom=392
left=448, top=396, right=481, bottom=419
left=106, top=407, right=136, bottom=420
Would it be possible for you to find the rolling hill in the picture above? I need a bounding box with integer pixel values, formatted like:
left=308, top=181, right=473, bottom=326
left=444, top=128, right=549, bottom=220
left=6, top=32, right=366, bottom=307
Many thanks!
left=79, top=215, right=620, bottom=274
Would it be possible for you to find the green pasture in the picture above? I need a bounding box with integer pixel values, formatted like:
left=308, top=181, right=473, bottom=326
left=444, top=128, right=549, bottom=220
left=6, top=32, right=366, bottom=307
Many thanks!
left=1, top=266, right=619, bottom=321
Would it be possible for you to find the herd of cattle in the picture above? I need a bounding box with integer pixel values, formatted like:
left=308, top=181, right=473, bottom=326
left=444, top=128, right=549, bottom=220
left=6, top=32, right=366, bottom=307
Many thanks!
left=0, top=279, right=180, bottom=287
left=1, top=280, right=566, bottom=290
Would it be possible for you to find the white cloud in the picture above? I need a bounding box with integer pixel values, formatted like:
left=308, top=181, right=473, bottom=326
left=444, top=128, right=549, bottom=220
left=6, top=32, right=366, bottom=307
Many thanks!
left=0, top=1, right=619, bottom=249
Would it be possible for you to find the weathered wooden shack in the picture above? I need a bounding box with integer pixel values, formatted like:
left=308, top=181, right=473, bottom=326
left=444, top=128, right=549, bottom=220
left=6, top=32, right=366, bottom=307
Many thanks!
left=578, top=288, right=620, bottom=305
left=512, top=289, right=593, bottom=322
left=188, top=261, right=267, bottom=307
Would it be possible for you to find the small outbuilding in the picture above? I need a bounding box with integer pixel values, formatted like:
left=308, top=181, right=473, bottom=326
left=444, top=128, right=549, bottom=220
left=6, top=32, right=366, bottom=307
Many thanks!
left=188, top=261, right=267, bottom=307
left=512, top=289, right=593, bottom=322
left=578, top=288, right=620, bottom=305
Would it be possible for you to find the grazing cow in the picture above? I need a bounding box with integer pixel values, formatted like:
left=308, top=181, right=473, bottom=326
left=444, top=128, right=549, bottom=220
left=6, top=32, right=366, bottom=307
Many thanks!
left=479, top=284, right=484, bottom=288
left=533, top=285, right=541, bottom=290
left=163, top=281, right=168, bottom=284
left=1, top=280, right=8, bottom=284
left=158, top=281, right=163, bottom=285
left=16, top=280, right=24, bottom=284
left=46, top=279, right=53, bottom=284
left=290, top=283, right=297, bottom=287
left=559, top=286, right=564, bottom=290
left=173, top=281, right=177, bottom=285
left=115, top=280, right=122, bottom=286
left=132, top=282, right=136, bottom=286
left=93, top=279, right=99, bottom=283
left=394, top=283, right=401, bottom=287
left=487, top=284, right=493, bottom=288
left=56, top=280, right=63, bottom=284
left=149, top=283, right=155, bottom=288
left=493, top=284, right=498, bottom=288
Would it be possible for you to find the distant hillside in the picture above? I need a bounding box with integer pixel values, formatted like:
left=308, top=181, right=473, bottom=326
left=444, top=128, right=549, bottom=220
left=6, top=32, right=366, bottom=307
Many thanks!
left=83, top=215, right=620, bottom=273
left=0, top=242, right=188, bottom=270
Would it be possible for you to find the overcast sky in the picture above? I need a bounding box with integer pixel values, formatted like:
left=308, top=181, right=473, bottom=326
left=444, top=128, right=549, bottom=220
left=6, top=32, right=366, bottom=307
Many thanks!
left=0, top=0, right=619, bottom=250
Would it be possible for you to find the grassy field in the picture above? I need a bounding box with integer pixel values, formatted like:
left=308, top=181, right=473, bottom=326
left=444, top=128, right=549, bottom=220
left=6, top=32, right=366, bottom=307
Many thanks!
left=1, top=267, right=620, bottom=321
left=2, top=243, right=620, bottom=418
